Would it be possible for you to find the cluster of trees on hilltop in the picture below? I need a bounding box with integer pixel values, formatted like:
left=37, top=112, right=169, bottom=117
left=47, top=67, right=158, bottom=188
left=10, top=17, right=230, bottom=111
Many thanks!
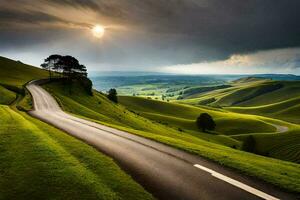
left=41, top=55, right=87, bottom=79
left=41, top=55, right=92, bottom=95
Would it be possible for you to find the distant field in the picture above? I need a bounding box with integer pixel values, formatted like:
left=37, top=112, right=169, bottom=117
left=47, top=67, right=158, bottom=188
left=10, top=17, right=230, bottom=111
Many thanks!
left=177, top=79, right=300, bottom=107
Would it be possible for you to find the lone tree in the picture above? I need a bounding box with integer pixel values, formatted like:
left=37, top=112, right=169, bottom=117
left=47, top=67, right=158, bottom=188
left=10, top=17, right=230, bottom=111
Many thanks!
left=41, top=55, right=92, bottom=95
left=242, top=135, right=256, bottom=153
left=107, top=88, right=118, bottom=103
left=196, top=113, right=216, bottom=132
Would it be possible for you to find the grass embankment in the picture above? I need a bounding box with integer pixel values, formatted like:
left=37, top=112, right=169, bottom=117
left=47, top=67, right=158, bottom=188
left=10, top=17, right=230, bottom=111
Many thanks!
left=0, top=106, right=153, bottom=200
left=0, top=56, right=48, bottom=88
left=44, top=81, right=300, bottom=193
left=0, top=56, right=153, bottom=199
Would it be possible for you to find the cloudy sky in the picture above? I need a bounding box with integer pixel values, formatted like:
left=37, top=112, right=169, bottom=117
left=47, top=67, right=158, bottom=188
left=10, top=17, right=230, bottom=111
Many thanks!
left=1, top=0, right=300, bottom=74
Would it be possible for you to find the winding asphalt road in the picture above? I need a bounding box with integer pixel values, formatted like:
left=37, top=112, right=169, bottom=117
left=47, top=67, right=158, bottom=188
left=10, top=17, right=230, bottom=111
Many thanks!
left=27, top=81, right=297, bottom=200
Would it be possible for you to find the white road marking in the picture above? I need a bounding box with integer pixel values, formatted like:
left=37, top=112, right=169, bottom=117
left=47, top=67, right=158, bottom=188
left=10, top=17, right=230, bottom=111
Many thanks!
left=194, top=164, right=280, bottom=200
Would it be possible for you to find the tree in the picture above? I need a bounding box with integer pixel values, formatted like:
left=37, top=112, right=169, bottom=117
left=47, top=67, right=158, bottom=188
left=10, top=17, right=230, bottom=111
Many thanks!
left=196, top=113, right=216, bottom=132
left=242, top=135, right=256, bottom=153
left=41, top=54, right=92, bottom=95
left=41, top=55, right=88, bottom=80
left=107, top=88, right=118, bottom=103
left=41, top=54, right=63, bottom=79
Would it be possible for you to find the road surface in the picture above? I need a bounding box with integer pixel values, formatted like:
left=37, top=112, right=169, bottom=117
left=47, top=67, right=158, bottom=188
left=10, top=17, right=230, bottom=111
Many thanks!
left=271, top=123, right=289, bottom=133
left=27, top=81, right=297, bottom=200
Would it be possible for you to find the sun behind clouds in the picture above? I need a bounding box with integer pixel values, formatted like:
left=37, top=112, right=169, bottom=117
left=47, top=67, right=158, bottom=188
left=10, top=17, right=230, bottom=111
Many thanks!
left=92, top=25, right=105, bottom=38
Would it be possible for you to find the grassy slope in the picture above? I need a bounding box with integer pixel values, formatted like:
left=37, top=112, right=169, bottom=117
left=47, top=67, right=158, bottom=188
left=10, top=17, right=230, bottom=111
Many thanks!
left=0, top=57, right=152, bottom=199
left=178, top=80, right=300, bottom=106
left=227, top=97, right=300, bottom=124
left=119, top=96, right=276, bottom=135
left=0, top=56, right=48, bottom=88
left=0, top=85, right=16, bottom=104
left=0, top=106, right=152, bottom=200
left=44, top=81, right=300, bottom=193
left=178, top=80, right=300, bottom=124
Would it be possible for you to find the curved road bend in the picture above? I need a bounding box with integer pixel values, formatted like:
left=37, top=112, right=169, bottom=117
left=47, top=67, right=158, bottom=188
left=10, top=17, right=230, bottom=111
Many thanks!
left=27, top=82, right=297, bottom=200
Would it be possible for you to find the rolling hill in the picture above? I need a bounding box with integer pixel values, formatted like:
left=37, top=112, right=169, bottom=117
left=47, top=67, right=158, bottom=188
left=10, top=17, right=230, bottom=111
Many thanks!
left=177, top=78, right=300, bottom=124
left=179, top=79, right=300, bottom=107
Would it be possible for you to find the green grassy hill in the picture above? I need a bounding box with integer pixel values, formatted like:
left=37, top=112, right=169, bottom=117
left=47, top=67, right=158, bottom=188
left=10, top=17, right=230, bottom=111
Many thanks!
left=119, top=96, right=276, bottom=135
left=177, top=79, right=300, bottom=124
left=0, top=57, right=153, bottom=199
left=178, top=80, right=300, bottom=108
left=0, top=56, right=48, bottom=88
left=227, top=97, right=300, bottom=124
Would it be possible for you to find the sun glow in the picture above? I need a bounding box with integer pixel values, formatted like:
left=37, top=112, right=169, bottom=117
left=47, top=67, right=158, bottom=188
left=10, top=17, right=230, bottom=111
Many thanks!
left=92, top=25, right=105, bottom=38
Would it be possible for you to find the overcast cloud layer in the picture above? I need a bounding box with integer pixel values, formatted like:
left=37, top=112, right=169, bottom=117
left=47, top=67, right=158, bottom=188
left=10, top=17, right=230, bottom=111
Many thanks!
left=0, top=0, right=300, bottom=74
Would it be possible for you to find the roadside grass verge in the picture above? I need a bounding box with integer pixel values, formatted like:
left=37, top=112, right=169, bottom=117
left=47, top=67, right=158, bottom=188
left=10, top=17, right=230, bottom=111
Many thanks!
left=0, top=105, right=153, bottom=200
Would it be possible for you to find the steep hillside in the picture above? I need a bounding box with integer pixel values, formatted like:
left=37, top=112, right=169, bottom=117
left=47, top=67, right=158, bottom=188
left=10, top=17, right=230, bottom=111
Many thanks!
left=0, top=56, right=48, bottom=88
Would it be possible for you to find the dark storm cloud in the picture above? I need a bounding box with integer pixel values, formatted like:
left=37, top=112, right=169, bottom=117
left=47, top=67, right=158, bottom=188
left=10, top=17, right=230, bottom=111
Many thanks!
left=0, top=0, right=300, bottom=68
left=0, top=9, right=65, bottom=26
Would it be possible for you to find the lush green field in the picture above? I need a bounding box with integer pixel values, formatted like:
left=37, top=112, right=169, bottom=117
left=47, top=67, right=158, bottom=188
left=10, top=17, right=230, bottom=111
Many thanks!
left=44, top=81, right=300, bottom=193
